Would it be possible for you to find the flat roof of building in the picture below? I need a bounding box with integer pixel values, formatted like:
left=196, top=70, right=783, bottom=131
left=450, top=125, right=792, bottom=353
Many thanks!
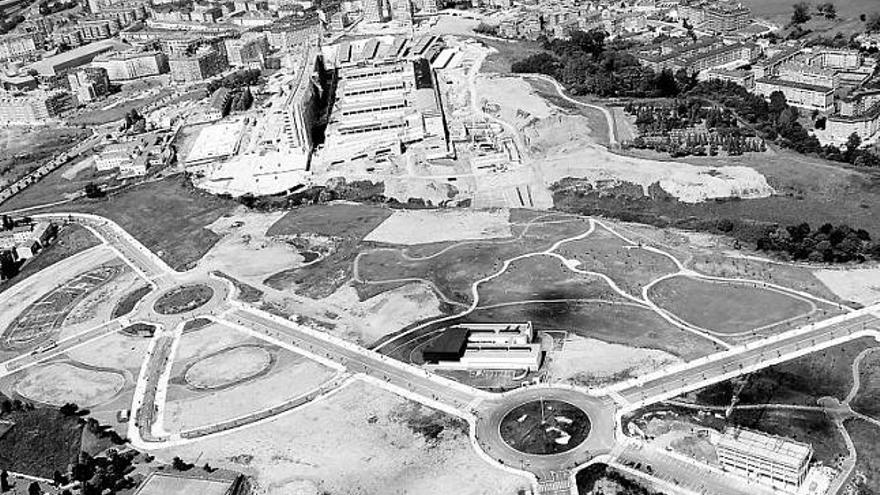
left=755, top=77, right=834, bottom=94
left=29, top=40, right=130, bottom=74
left=185, top=121, right=243, bottom=165
left=718, top=427, right=812, bottom=468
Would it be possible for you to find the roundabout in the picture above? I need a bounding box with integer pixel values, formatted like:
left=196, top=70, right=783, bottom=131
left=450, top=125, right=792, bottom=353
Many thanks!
left=499, top=399, right=591, bottom=455
left=474, top=387, right=618, bottom=475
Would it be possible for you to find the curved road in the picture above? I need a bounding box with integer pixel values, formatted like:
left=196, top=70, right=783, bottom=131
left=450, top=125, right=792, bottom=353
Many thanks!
left=2, top=213, right=879, bottom=495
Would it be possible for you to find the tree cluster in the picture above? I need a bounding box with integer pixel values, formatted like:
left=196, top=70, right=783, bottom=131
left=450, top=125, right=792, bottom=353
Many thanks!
left=756, top=222, right=878, bottom=262
left=623, top=100, right=764, bottom=156
left=38, top=0, right=76, bottom=15
left=0, top=14, right=25, bottom=35
left=206, top=69, right=262, bottom=93
left=473, top=22, right=497, bottom=36
left=67, top=450, right=137, bottom=495
left=816, top=2, right=836, bottom=20
left=121, top=109, right=145, bottom=134
left=687, top=80, right=880, bottom=166
left=511, top=30, right=698, bottom=98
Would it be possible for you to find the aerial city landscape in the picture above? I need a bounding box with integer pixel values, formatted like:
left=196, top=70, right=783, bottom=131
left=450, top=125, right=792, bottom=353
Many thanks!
left=1, top=0, right=880, bottom=493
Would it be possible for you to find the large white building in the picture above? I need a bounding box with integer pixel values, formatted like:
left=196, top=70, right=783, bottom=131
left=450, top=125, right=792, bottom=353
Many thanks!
left=423, top=322, right=541, bottom=372
left=717, top=427, right=812, bottom=493
left=92, top=50, right=169, bottom=80
left=754, top=78, right=834, bottom=112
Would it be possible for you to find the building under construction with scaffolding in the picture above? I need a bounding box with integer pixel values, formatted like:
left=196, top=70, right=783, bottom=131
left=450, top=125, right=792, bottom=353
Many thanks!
left=320, top=35, right=452, bottom=166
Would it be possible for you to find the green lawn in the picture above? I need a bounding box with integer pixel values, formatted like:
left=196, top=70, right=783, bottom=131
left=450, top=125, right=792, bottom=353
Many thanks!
left=845, top=419, right=880, bottom=493
left=6, top=177, right=237, bottom=270
left=648, top=276, right=815, bottom=335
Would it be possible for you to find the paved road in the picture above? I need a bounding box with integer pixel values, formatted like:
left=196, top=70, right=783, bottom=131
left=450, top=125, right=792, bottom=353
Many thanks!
left=220, top=306, right=485, bottom=410
left=8, top=212, right=880, bottom=495
left=616, top=312, right=880, bottom=408
left=0, top=319, right=127, bottom=378
left=473, top=387, right=617, bottom=477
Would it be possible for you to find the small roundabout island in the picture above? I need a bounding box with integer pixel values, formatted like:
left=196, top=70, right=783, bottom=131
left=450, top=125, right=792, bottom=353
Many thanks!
left=154, top=284, right=215, bottom=315
left=499, top=399, right=591, bottom=455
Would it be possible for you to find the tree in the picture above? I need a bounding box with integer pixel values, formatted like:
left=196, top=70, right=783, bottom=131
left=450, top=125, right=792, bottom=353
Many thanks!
left=791, top=2, right=811, bottom=25
left=845, top=132, right=862, bottom=161
left=817, top=2, right=835, bottom=19
left=83, top=183, right=104, bottom=199
left=60, top=403, right=79, bottom=416
left=1, top=470, right=9, bottom=492
left=27, top=482, right=40, bottom=495
left=768, top=90, right=788, bottom=115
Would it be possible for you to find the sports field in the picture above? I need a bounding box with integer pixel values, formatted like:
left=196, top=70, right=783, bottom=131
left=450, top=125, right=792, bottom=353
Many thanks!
left=134, top=473, right=233, bottom=495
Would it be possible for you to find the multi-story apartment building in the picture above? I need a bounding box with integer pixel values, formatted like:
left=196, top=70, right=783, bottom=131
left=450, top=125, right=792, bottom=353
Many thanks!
left=0, top=90, right=72, bottom=124
left=717, top=427, right=812, bottom=492
left=92, top=50, right=169, bottom=80
left=169, top=47, right=228, bottom=83
left=704, top=2, right=751, bottom=33
left=754, top=77, right=834, bottom=112
left=67, top=67, right=111, bottom=103
left=636, top=37, right=756, bottom=73
left=777, top=62, right=838, bottom=89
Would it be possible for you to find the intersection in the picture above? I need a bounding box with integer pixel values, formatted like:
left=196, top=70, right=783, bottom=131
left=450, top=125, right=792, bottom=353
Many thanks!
left=3, top=212, right=880, bottom=495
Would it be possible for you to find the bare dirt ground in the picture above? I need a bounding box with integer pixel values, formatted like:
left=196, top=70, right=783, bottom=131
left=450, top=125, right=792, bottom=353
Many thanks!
left=814, top=266, right=880, bottom=307
left=184, top=346, right=272, bottom=389
left=154, top=380, right=530, bottom=495
left=479, top=75, right=774, bottom=204
left=163, top=322, right=336, bottom=432
left=546, top=335, right=681, bottom=388
left=320, top=282, right=445, bottom=346
left=364, top=209, right=513, bottom=245
left=13, top=362, right=124, bottom=407
left=198, top=208, right=308, bottom=285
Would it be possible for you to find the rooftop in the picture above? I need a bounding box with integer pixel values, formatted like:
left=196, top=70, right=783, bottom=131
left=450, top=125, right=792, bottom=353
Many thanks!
left=718, top=427, right=812, bottom=468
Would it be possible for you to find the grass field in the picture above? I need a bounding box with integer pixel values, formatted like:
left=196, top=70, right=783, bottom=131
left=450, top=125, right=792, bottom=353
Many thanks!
left=385, top=300, right=720, bottom=364
left=687, top=254, right=848, bottom=305
left=648, top=276, right=814, bottom=334
left=0, top=224, right=100, bottom=295
left=850, top=350, right=880, bottom=420
left=0, top=156, right=118, bottom=212
left=555, top=149, right=880, bottom=249
left=0, top=127, right=91, bottom=186
left=845, top=419, right=880, bottom=493
left=556, top=227, right=679, bottom=298
left=355, top=218, right=590, bottom=304
left=12, top=177, right=237, bottom=270
left=740, top=0, right=878, bottom=25
left=475, top=255, right=624, bottom=307
left=479, top=37, right=544, bottom=74
left=263, top=203, right=392, bottom=298
left=690, top=338, right=877, bottom=407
